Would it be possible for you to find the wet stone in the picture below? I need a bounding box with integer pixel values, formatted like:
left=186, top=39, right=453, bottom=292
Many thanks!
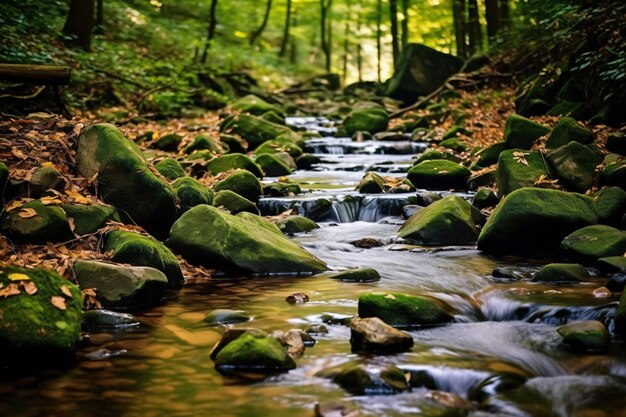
left=349, top=317, right=414, bottom=353
left=285, top=292, right=310, bottom=304
left=203, top=309, right=251, bottom=326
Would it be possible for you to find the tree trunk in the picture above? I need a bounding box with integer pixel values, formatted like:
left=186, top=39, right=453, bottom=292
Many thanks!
left=62, top=0, right=95, bottom=51
left=94, top=0, right=104, bottom=34
left=484, top=0, right=500, bottom=38
left=320, top=0, right=333, bottom=72
left=356, top=7, right=363, bottom=82
left=201, top=0, right=219, bottom=64
left=499, top=0, right=510, bottom=28
left=342, top=0, right=351, bottom=83
left=376, top=0, right=382, bottom=82
left=452, top=0, right=466, bottom=58
left=0, top=64, right=71, bottom=85
left=401, top=0, right=409, bottom=50
left=279, top=0, right=292, bottom=57
left=249, top=0, right=272, bottom=46
left=389, top=0, right=399, bottom=69
left=467, top=0, right=482, bottom=54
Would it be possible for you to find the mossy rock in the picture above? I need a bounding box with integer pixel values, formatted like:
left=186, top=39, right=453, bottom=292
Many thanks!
left=221, top=114, right=300, bottom=150
left=472, top=188, right=499, bottom=209
left=255, top=139, right=304, bottom=158
left=415, top=149, right=445, bottom=165
left=598, top=256, right=626, bottom=274
left=467, top=169, right=496, bottom=191
left=213, top=190, right=258, bottom=215
left=359, top=292, right=453, bottom=327
left=349, top=316, right=414, bottom=353
left=296, top=153, right=321, bottom=170
left=0, top=266, right=82, bottom=359
left=599, top=160, right=626, bottom=190
left=557, top=321, right=609, bottom=352
left=169, top=205, right=327, bottom=274
left=398, top=195, right=482, bottom=245
left=605, top=132, right=626, bottom=156
left=29, top=166, right=66, bottom=196
left=276, top=215, right=319, bottom=234
left=1, top=200, right=72, bottom=243
left=232, top=94, right=282, bottom=116
left=150, top=133, right=182, bottom=152
left=105, top=230, right=184, bottom=288
left=60, top=203, right=120, bottom=235
left=255, top=154, right=293, bottom=177
left=356, top=172, right=386, bottom=194
left=532, top=263, right=589, bottom=283
left=326, top=268, right=381, bottom=282
left=263, top=182, right=302, bottom=197
left=442, top=125, right=471, bottom=141
left=184, top=135, right=227, bottom=155
left=476, top=142, right=508, bottom=167
left=172, top=177, right=214, bottom=213
left=503, top=114, right=551, bottom=150
left=545, top=117, right=594, bottom=149
left=186, top=150, right=214, bottom=161
left=272, top=152, right=297, bottom=170
left=155, top=158, right=186, bottom=180
left=76, top=124, right=177, bottom=238
left=546, top=142, right=603, bottom=192
left=408, top=160, right=471, bottom=190
left=82, top=309, right=139, bottom=330
left=561, top=225, right=626, bottom=259
left=73, top=260, right=168, bottom=310
left=219, top=134, right=247, bottom=154
left=547, top=100, right=588, bottom=119
left=213, top=330, right=295, bottom=374
left=343, top=104, right=389, bottom=136
left=205, top=153, right=264, bottom=178
left=260, top=110, right=286, bottom=125
left=326, top=364, right=410, bottom=396
left=213, top=170, right=263, bottom=202
left=593, top=187, right=626, bottom=227
left=439, top=137, right=468, bottom=153
left=496, top=150, right=551, bottom=196
left=204, top=309, right=251, bottom=326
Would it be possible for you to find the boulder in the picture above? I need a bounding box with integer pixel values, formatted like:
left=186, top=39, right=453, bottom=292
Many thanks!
left=467, top=169, right=496, bottom=190
left=276, top=215, right=319, bottom=234
left=73, top=260, right=168, bottom=309
left=272, top=152, right=297, bottom=170
left=593, top=187, right=626, bottom=227
left=60, top=203, right=120, bottom=235
left=150, top=133, right=182, bottom=152
left=264, top=182, right=302, bottom=197
left=28, top=166, right=66, bottom=196
left=205, top=153, right=264, bottom=178
left=1, top=200, right=72, bottom=243
left=0, top=266, right=82, bottom=357
left=415, top=149, right=446, bottom=164
left=172, top=177, right=214, bottom=213
left=545, top=117, right=594, bottom=149
left=561, top=225, right=626, bottom=259
left=260, top=110, right=286, bottom=125
left=326, top=268, right=381, bottom=282
left=439, top=137, right=468, bottom=153
left=557, top=321, right=609, bottom=352
left=599, top=160, right=626, bottom=190
left=169, top=205, right=327, bottom=274
left=385, top=43, right=463, bottom=103
left=232, top=94, right=282, bottom=116
left=82, top=309, right=139, bottom=330
left=408, top=160, right=471, bottom=190
left=255, top=154, right=293, bottom=177
left=104, top=230, right=184, bottom=288
left=532, top=263, right=589, bottom=283
left=343, top=103, right=389, bottom=136
left=356, top=172, right=386, bottom=194
left=349, top=317, right=414, bottom=353
left=546, top=142, right=603, bottom=192
left=204, top=309, right=251, bottom=326
left=213, top=170, right=263, bottom=202
left=319, top=363, right=410, bottom=396
left=496, top=150, right=551, bottom=196
left=213, top=190, right=259, bottom=215
left=503, top=114, right=551, bottom=150
left=358, top=292, right=453, bottom=327
left=296, top=153, right=322, bottom=170
left=76, top=124, right=177, bottom=238
left=221, top=114, right=300, bottom=150
left=472, top=188, right=499, bottom=209
left=255, top=139, right=304, bottom=158
left=475, top=142, right=508, bottom=167
left=155, top=158, right=186, bottom=180
left=599, top=256, right=626, bottom=274
left=477, top=188, right=597, bottom=255
left=183, top=135, right=227, bottom=155
left=220, top=133, right=247, bottom=154
left=605, top=132, right=626, bottom=155
left=398, top=195, right=483, bottom=245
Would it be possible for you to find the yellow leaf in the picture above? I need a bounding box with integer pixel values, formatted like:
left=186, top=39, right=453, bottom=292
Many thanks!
left=5, top=199, right=30, bottom=212
left=17, top=208, right=38, bottom=218
left=8, top=273, right=31, bottom=281
left=41, top=162, right=54, bottom=167
left=65, top=189, right=92, bottom=204
left=40, top=196, right=63, bottom=205
left=51, top=296, right=67, bottom=310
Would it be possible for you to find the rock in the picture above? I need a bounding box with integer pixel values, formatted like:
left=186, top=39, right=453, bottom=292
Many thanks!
left=203, top=309, right=251, bottom=325
left=172, top=176, right=214, bottom=213
left=82, top=309, right=139, bottom=330
left=306, top=324, right=328, bottom=334
left=415, top=149, right=446, bottom=164
left=76, top=124, right=177, bottom=238
left=296, top=153, right=322, bottom=170
left=327, top=268, right=381, bottom=282
left=599, top=159, right=626, bottom=190
left=321, top=363, right=410, bottom=396
left=407, top=160, right=471, bottom=190
left=205, top=153, right=264, bottom=178
left=398, top=195, right=483, bottom=245
left=606, top=132, right=626, bottom=155
left=496, top=149, right=551, bottom=196
left=472, top=188, right=499, bottom=209
left=221, top=113, right=300, bottom=150
left=272, top=152, right=297, bottom=170
left=385, top=43, right=463, bottom=103
left=343, top=103, right=389, bottom=136
left=616, top=291, right=626, bottom=335
left=255, top=139, right=304, bottom=158
left=150, top=133, right=182, bottom=152
left=545, top=117, right=594, bottom=149
left=220, top=134, right=247, bottom=154
left=561, top=225, right=626, bottom=259
left=503, top=114, right=551, bottom=150
left=356, top=172, right=386, bottom=194
left=183, top=135, right=226, bottom=155
left=358, top=292, right=452, bottom=327
left=186, top=150, right=214, bottom=161
left=607, top=273, right=626, bottom=292
left=349, top=317, right=413, bottom=353
left=532, top=263, right=589, bottom=283
left=155, top=158, right=186, bottom=180
left=475, top=142, right=508, bottom=167
left=285, top=292, right=309, bottom=304
left=461, top=52, right=491, bottom=72
left=73, top=260, right=168, bottom=309
left=315, top=402, right=360, bottom=417
left=557, top=321, right=609, bottom=352
left=477, top=188, right=598, bottom=255
left=1, top=199, right=72, bottom=243
left=276, top=215, right=319, bottom=234
left=547, top=142, right=603, bottom=192
left=213, top=170, right=263, bottom=202
left=593, top=187, right=626, bottom=227
left=272, top=329, right=306, bottom=356
left=492, top=266, right=537, bottom=280
left=213, top=330, right=296, bottom=374
left=599, top=256, right=626, bottom=274
left=169, top=205, right=327, bottom=274
left=104, top=230, right=184, bottom=288
left=0, top=266, right=82, bottom=357
left=28, top=166, right=66, bottom=196
left=0, top=162, right=8, bottom=194
left=467, top=169, right=496, bottom=191
left=255, top=154, right=293, bottom=177
left=439, top=137, right=469, bottom=153
left=232, top=94, right=282, bottom=116
left=60, top=203, right=120, bottom=235
left=263, top=182, right=302, bottom=197
left=260, top=110, right=286, bottom=125
left=213, top=190, right=259, bottom=215
left=352, top=237, right=385, bottom=248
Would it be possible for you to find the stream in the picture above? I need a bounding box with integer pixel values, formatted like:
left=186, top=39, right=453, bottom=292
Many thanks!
left=1, top=117, right=626, bottom=417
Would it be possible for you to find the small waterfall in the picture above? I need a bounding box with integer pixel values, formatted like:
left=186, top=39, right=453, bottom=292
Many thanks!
left=330, top=196, right=361, bottom=222
left=358, top=195, right=412, bottom=222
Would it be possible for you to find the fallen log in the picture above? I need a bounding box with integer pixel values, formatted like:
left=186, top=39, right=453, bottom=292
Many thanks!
left=0, top=64, right=71, bottom=86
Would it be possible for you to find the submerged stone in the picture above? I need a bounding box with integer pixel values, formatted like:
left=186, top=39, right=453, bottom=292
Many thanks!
left=561, top=225, right=626, bottom=259
left=358, top=292, right=453, bottom=327
left=83, top=309, right=140, bottom=329
left=532, top=263, right=589, bottom=283
left=204, top=309, right=251, bottom=326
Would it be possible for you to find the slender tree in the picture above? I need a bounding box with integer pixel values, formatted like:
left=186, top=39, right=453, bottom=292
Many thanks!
left=389, top=0, right=399, bottom=68
left=401, top=0, right=409, bottom=50
left=249, top=0, right=272, bottom=46
left=376, top=0, right=382, bottom=81
left=94, top=0, right=104, bottom=34
left=452, top=0, right=466, bottom=58
left=320, top=0, right=333, bottom=72
left=342, top=0, right=351, bottom=83
left=356, top=5, right=363, bottom=82
left=279, top=0, right=292, bottom=57
left=200, top=0, right=219, bottom=64
left=467, top=0, right=483, bottom=54
left=289, top=7, right=298, bottom=64
left=62, top=0, right=96, bottom=51
left=499, top=0, right=510, bottom=28
left=485, top=0, right=500, bottom=38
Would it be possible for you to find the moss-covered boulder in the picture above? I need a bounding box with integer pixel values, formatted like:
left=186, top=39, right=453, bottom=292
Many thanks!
left=255, top=139, right=304, bottom=158
left=593, top=187, right=626, bottom=227
left=105, top=230, right=184, bottom=288
left=213, top=170, right=263, bottom=202
left=415, top=149, right=446, bottom=165
left=260, top=110, right=286, bottom=125
left=264, top=182, right=302, bottom=197
left=29, top=166, right=66, bottom=196
left=213, top=330, right=295, bottom=374
left=321, top=363, right=410, bottom=396
left=343, top=104, right=389, bottom=136
left=0, top=266, right=82, bottom=357
left=599, top=160, right=626, bottom=190
left=439, top=137, right=469, bottom=153
left=557, top=321, right=609, bottom=352
left=476, top=142, right=508, bottom=167
left=1, top=200, right=72, bottom=243
left=205, top=153, right=264, bottom=178
left=546, top=142, right=603, bottom=192
left=150, top=133, right=182, bottom=152
left=503, top=114, right=551, bottom=150
left=326, top=268, right=381, bottom=282
left=496, top=150, right=551, bottom=196
left=76, top=124, right=177, bottom=238
left=532, top=263, right=589, bottom=283
left=73, top=260, right=168, bottom=309
left=356, top=172, right=386, bottom=194
left=183, top=135, right=227, bottom=155
left=221, top=114, right=300, bottom=150
left=477, top=188, right=598, bottom=255
left=349, top=317, right=413, bottom=354
left=472, top=188, right=499, bottom=209
left=545, top=117, right=594, bottom=149
left=60, top=203, right=120, bottom=235
left=155, top=158, right=186, bottom=180
left=169, top=205, right=327, bottom=274
left=561, top=225, right=626, bottom=259
left=172, top=177, right=214, bottom=213
left=296, top=153, right=321, bottom=170
left=255, top=154, right=293, bottom=177
left=213, top=190, right=258, bottom=215
left=232, top=94, right=282, bottom=116
left=82, top=309, right=139, bottom=330
left=606, top=132, right=626, bottom=156
left=408, top=160, right=471, bottom=190
left=398, top=195, right=482, bottom=245
left=358, top=292, right=453, bottom=327
left=276, top=215, right=319, bottom=234
left=272, top=152, right=297, bottom=170
left=599, top=256, right=626, bottom=274
left=467, top=169, right=496, bottom=190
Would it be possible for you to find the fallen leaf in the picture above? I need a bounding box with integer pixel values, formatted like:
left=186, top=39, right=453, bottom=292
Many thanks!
left=60, top=285, right=73, bottom=298
left=0, top=283, right=21, bottom=298
left=40, top=196, right=63, bottom=205
left=21, top=281, right=38, bottom=295
left=51, top=296, right=67, bottom=310
left=11, top=148, right=28, bottom=159
left=17, top=208, right=38, bottom=218
left=5, top=199, right=31, bottom=212
left=8, top=273, right=31, bottom=281
left=41, top=162, right=54, bottom=167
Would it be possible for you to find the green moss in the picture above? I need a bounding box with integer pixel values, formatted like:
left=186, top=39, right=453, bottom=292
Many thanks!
left=0, top=162, right=8, bottom=195
left=561, top=225, right=626, bottom=259
left=214, top=331, right=295, bottom=374
left=545, top=117, right=594, bottom=149
left=29, top=166, right=65, bottom=195
left=255, top=139, right=303, bottom=158
left=546, top=142, right=603, bottom=192
left=532, top=263, right=589, bottom=283
left=276, top=215, right=319, bottom=234
left=150, top=133, right=182, bottom=152
left=343, top=106, right=389, bottom=136
left=205, top=153, right=264, bottom=178
left=263, top=182, right=302, bottom=197
left=155, top=158, right=186, bottom=180
left=221, top=114, right=300, bottom=150
left=219, top=134, right=247, bottom=154
left=356, top=172, right=386, bottom=194
left=476, top=142, right=508, bottom=167
left=260, top=110, right=286, bottom=125
left=60, top=203, right=120, bottom=235
left=496, top=150, right=551, bottom=196
left=326, top=268, right=380, bottom=282
left=172, top=176, right=214, bottom=212
left=439, top=137, right=469, bottom=153
left=203, top=309, right=251, bottom=325
left=213, top=190, right=258, bottom=215
left=599, top=160, right=626, bottom=189
left=232, top=94, right=282, bottom=116
left=415, top=149, right=445, bottom=165
left=1, top=200, right=72, bottom=243
left=213, top=170, right=263, bottom=202
left=503, top=114, right=551, bottom=150
left=407, top=160, right=471, bottom=191
left=472, top=188, right=499, bottom=209
left=558, top=321, right=609, bottom=352
left=255, top=154, right=293, bottom=177
left=184, top=135, right=227, bottom=155
left=358, top=292, right=453, bottom=327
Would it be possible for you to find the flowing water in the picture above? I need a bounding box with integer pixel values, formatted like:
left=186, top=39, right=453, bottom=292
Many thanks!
left=2, top=117, right=626, bottom=417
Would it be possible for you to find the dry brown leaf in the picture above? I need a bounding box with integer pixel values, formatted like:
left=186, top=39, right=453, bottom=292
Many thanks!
left=40, top=196, right=63, bottom=205
left=60, top=285, right=73, bottom=298
left=11, top=148, right=28, bottom=159
left=0, top=283, right=21, bottom=298
left=17, top=208, right=38, bottom=219
left=5, top=199, right=31, bottom=212
left=51, top=296, right=67, bottom=310
left=21, top=281, right=38, bottom=295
